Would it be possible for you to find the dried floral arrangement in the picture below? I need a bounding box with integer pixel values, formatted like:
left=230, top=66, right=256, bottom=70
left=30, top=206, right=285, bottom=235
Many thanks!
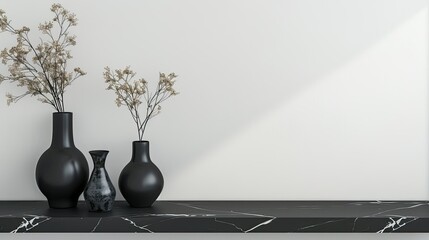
left=104, top=66, right=178, bottom=140
left=0, top=3, right=86, bottom=112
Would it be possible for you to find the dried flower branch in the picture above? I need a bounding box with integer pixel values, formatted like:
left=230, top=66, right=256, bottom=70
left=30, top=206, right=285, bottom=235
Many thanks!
left=104, top=66, right=178, bottom=140
left=0, top=3, right=86, bottom=112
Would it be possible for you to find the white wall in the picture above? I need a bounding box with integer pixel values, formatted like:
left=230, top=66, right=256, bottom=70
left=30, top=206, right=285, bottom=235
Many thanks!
left=0, top=0, right=428, bottom=203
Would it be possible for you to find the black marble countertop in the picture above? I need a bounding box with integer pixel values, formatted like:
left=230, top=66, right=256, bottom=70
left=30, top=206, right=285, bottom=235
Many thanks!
left=1, top=201, right=429, bottom=233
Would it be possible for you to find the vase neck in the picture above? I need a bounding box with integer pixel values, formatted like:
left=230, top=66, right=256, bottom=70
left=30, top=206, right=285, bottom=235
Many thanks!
left=132, top=141, right=151, bottom=163
left=90, top=150, right=108, bottom=168
left=51, top=112, right=75, bottom=148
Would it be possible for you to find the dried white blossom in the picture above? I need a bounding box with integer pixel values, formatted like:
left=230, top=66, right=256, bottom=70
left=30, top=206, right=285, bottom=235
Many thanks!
left=66, top=35, right=77, bottom=46
left=66, top=13, right=78, bottom=26
left=5, top=92, right=14, bottom=105
left=73, top=67, right=85, bottom=75
left=50, top=3, right=62, bottom=12
left=0, top=3, right=85, bottom=112
left=104, top=66, right=179, bottom=140
left=38, top=21, right=53, bottom=34
left=0, top=10, right=8, bottom=31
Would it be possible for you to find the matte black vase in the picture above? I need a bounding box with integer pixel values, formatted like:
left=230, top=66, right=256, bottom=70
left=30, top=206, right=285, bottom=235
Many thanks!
left=35, top=112, right=89, bottom=209
left=84, top=150, right=116, bottom=212
left=119, top=141, right=164, bottom=208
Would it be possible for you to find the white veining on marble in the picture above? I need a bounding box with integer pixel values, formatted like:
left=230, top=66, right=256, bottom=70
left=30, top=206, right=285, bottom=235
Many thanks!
left=147, top=214, right=196, bottom=217
left=377, top=217, right=419, bottom=233
left=299, top=219, right=346, bottom=230
left=173, top=202, right=269, bottom=218
left=352, top=217, right=358, bottom=231
left=174, top=203, right=278, bottom=233
left=385, top=214, right=418, bottom=218
left=133, top=201, right=422, bottom=233
left=214, top=218, right=245, bottom=232
left=365, top=203, right=427, bottom=218
left=346, top=202, right=425, bottom=232
left=214, top=215, right=277, bottom=233
left=91, top=217, right=102, bottom=232
left=131, top=209, right=272, bottom=233
left=121, top=217, right=154, bottom=233
left=229, top=210, right=277, bottom=232
left=173, top=202, right=228, bottom=213
left=214, top=216, right=276, bottom=233
left=349, top=201, right=399, bottom=206
left=245, top=217, right=276, bottom=233
left=229, top=210, right=273, bottom=218
left=10, top=215, right=51, bottom=233
left=135, top=213, right=216, bottom=217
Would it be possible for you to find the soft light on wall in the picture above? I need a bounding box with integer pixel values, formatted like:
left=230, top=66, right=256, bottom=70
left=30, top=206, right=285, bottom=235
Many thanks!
left=0, top=0, right=427, bottom=201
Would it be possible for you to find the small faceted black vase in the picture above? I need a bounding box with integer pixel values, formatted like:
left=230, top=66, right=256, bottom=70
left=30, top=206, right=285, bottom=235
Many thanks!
left=119, top=141, right=164, bottom=208
left=36, top=112, right=89, bottom=209
left=84, top=151, right=116, bottom=212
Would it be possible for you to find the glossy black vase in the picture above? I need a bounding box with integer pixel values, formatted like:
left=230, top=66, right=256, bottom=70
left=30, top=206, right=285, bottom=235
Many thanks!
left=84, top=151, right=116, bottom=212
left=35, top=112, right=89, bottom=209
left=119, top=141, right=164, bottom=208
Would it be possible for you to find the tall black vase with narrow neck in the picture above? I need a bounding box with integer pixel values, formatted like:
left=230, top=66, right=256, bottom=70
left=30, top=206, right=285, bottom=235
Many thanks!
left=119, top=141, right=164, bottom=207
left=36, top=112, right=89, bottom=209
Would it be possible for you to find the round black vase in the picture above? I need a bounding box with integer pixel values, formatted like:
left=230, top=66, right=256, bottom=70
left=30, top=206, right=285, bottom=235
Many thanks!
left=119, top=141, right=164, bottom=208
left=35, top=112, right=89, bottom=209
left=84, top=150, right=116, bottom=212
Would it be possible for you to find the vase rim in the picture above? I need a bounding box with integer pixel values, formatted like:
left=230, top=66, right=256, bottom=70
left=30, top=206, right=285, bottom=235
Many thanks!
left=53, top=112, right=73, bottom=115
left=89, top=150, right=109, bottom=154
left=133, top=140, right=149, bottom=143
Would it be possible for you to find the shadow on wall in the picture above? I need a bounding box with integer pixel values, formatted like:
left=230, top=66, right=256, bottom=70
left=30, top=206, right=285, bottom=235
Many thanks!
left=144, top=0, right=429, bottom=181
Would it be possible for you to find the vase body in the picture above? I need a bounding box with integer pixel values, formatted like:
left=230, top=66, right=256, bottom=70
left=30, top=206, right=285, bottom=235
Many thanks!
left=35, top=112, right=89, bottom=209
left=119, top=141, right=164, bottom=208
left=84, top=151, right=116, bottom=212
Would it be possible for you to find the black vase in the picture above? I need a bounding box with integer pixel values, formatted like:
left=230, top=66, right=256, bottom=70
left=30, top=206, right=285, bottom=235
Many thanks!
left=84, top=150, right=116, bottom=212
left=35, top=112, right=89, bottom=209
left=119, top=141, right=164, bottom=208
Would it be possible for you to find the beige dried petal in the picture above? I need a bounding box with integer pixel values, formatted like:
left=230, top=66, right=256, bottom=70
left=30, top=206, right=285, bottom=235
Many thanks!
left=5, top=93, right=13, bottom=105
left=50, top=3, right=62, bottom=12
left=73, top=67, right=86, bottom=75
left=115, top=98, right=122, bottom=107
